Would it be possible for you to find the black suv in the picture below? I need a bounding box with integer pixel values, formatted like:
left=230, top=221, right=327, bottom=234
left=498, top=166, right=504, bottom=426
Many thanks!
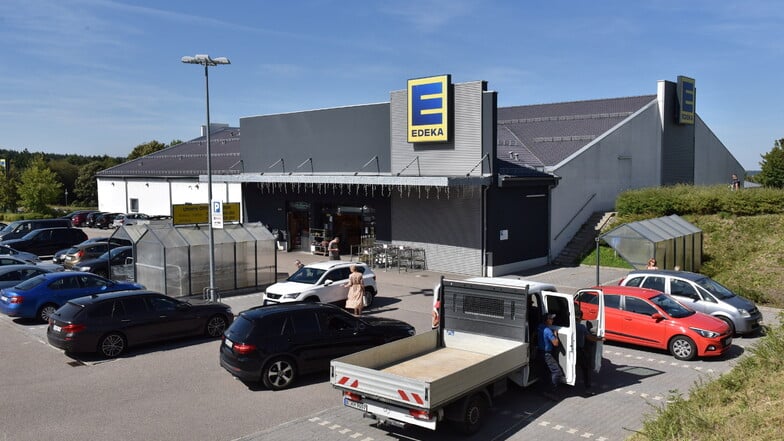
left=47, top=290, right=234, bottom=358
left=0, top=227, right=88, bottom=258
left=220, top=302, right=415, bottom=390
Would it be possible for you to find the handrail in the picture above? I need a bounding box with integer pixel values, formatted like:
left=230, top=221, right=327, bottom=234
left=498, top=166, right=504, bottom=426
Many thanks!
left=554, top=193, right=597, bottom=241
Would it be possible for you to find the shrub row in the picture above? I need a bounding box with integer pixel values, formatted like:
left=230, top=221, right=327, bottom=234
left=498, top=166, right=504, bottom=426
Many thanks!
left=616, top=185, right=784, bottom=217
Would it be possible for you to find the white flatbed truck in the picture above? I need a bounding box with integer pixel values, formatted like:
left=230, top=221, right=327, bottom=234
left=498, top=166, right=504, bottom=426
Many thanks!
left=330, top=277, right=605, bottom=434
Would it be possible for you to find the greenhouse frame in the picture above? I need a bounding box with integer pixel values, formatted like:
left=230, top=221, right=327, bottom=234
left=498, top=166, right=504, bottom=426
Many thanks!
left=110, top=222, right=277, bottom=298
left=599, top=214, right=702, bottom=272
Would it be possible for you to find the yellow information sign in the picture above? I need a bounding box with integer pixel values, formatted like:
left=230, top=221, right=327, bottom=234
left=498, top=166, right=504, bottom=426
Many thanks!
left=172, top=203, right=241, bottom=225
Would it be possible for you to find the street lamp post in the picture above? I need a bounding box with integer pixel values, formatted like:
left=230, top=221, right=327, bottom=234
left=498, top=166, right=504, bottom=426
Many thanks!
left=64, top=189, right=68, bottom=206
left=181, top=54, right=230, bottom=302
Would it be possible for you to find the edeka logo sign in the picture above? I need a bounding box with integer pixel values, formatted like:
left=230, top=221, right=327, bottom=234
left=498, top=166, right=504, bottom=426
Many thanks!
left=407, top=75, right=450, bottom=143
left=677, top=75, right=695, bottom=125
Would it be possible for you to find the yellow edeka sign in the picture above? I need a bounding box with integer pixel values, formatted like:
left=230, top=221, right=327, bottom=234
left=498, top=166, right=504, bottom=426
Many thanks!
left=677, top=75, right=695, bottom=125
left=407, top=75, right=450, bottom=143
left=172, top=203, right=240, bottom=226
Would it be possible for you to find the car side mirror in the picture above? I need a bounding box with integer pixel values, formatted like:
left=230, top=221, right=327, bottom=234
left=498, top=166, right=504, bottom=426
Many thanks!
left=324, top=279, right=333, bottom=286
left=176, top=303, right=190, bottom=311
left=651, top=313, right=664, bottom=322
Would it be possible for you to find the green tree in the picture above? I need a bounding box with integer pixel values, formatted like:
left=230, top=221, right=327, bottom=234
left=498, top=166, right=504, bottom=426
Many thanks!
left=18, top=155, right=62, bottom=213
left=757, top=138, right=784, bottom=188
left=49, top=158, right=79, bottom=205
left=73, top=161, right=106, bottom=206
left=127, top=140, right=167, bottom=160
left=0, top=169, right=19, bottom=212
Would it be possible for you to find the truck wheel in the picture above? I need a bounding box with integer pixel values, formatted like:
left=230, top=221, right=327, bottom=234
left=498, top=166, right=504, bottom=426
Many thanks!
left=460, top=394, right=487, bottom=435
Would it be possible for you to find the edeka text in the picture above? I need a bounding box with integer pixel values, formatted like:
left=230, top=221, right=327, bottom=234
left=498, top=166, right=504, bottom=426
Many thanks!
left=410, top=128, right=444, bottom=138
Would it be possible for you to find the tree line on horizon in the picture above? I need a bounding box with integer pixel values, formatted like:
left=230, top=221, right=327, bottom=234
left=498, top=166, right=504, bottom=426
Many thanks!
left=0, top=139, right=179, bottom=214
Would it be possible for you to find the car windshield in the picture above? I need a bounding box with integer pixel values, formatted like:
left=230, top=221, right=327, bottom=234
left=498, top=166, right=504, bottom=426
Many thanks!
left=286, top=267, right=326, bottom=284
left=13, top=274, right=46, bottom=291
left=694, top=277, right=736, bottom=300
left=649, top=294, right=695, bottom=318
left=0, top=222, right=19, bottom=233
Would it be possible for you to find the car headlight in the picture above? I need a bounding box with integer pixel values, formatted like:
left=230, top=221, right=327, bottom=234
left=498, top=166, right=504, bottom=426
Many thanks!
left=737, top=308, right=751, bottom=318
left=407, top=328, right=416, bottom=336
left=78, top=266, right=91, bottom=271
left=690, top=327, right=720, bottom=338
left=282, top=293, right=301, bottom=299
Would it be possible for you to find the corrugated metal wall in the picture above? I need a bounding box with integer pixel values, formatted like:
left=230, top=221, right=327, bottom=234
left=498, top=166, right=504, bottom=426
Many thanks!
left=389, top=81, right=486, bottom=176
left=391, top=191, right=483, bottom=276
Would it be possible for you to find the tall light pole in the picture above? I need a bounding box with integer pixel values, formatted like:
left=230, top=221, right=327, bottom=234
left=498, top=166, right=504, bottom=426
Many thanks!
left=181, top=54, right=230, bottom=302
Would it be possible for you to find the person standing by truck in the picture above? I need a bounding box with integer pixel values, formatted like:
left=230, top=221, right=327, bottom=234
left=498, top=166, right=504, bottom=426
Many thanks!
left=538, top=313, right=563, bottom=396
left=576, top=309, right=604, bottom=393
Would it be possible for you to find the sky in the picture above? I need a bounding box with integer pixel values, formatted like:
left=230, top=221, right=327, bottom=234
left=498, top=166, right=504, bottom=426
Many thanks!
left=0, top=1, right=781, bottom=170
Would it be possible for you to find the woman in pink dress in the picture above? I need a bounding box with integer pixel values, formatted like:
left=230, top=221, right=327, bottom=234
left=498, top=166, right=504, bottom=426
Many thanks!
left=344, top=265, right=365, bottom=316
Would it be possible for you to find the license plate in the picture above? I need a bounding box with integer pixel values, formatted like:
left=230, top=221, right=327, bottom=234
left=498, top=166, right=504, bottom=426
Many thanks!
left=224, top=338, right=233, bottom=349
left=53, top=325, right=62, bottom=332
left=344, top=397, right=367, bottom=412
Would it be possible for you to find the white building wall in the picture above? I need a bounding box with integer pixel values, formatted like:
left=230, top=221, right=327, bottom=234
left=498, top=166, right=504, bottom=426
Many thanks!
left=98, top=177, right=242, bottom=217
left=693, top=116, right=745, bottom=185
left=549, top=102, right=662, bottom=258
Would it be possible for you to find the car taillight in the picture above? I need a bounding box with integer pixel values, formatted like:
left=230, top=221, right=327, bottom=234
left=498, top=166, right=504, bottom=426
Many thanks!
left=9, top=296, right=23, bottom=304
left=233, top=343, right=257, bottom=355
left=76, top=250, right=84, bottom=258
left=62, top=324, right=86, bottom=333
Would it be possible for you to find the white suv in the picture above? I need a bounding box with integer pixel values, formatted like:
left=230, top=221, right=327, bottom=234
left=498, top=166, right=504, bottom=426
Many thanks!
left=263, top=261, right=378, bottom=307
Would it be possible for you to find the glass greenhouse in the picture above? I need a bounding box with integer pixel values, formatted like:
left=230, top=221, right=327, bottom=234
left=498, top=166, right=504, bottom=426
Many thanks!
left=599, top=214, right=702, bottom=272
left=111, top=222, right=276, bottom=298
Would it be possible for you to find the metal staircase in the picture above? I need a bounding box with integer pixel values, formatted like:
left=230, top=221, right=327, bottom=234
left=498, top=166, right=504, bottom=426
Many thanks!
left=552, top=211, right=616, bottom=266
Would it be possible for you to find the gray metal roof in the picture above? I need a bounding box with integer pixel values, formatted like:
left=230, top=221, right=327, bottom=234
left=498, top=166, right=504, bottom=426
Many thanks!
left=96, top=126, right=242, bottom=178
left=497, top=95, right=657, bottom=167
left=98, top=95, right=657, bottom=179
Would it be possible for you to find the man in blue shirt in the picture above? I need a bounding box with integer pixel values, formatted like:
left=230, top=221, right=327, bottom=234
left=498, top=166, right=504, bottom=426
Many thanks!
left=537, top=313, right=564, bottom=396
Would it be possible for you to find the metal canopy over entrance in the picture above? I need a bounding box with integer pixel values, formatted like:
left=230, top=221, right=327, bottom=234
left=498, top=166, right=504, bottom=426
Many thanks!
left=599, top=214, right=702, bottom=272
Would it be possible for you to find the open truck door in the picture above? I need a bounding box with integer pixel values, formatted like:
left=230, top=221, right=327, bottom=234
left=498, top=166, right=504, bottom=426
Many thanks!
left=542, top=291, right=577, bottom=386
left=574, top=288, right=606, bottom=374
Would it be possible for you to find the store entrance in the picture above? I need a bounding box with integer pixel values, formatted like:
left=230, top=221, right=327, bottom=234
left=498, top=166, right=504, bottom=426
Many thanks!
left=287, top=205, right=310, bottom=252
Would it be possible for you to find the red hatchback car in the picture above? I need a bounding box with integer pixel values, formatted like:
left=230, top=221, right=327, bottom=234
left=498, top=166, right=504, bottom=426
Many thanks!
left=575, top=286, right=732, bottom=361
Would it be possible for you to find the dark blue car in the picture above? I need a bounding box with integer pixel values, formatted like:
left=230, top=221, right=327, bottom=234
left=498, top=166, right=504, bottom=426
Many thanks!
left=0, top=272, right=144, bottom=322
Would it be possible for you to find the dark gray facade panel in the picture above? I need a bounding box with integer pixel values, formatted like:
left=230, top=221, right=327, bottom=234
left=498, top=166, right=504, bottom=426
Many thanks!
left=239, top=103, right=391, bottom=174
left=661, top=82, right=695, bottom=185
left=391, top=192, right=482, bottom=275
left=485, top=186, right=550, bottom=265
left=390, top=81, right=487, bottom=176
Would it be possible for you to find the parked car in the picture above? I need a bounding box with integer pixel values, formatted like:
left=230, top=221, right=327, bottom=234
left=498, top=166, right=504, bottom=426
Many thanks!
left=0, top=265, right=53, bottom=289
left=112, top=213, right=150, bottom=228
left=84, top=211, right=107, bottom=228
left=263, top=261, right=378, bottom=307
left=63, top=240, right=128, bottom=269
left=94, top=213, right=121, bottom=229
left=0, top=255, right=63, bottom=272
left=0, top=227, right=88, bottom=258
left=53, top=237, right=117, bottom=265
left=70, top=210, right=99, bottom=228
left=575, top=285, right=732, bottom=361
left=0, top=218, right=72, bottom=241
left=71, top=246, right=134, bottom=279
left=0, top=271, right=144, bottom=322
left=619, top=269, right=762, bottom=336
left=47, top=290, right=233, bottom=358
left=220, top=302, right=415, bottom=390
left=0, top=244, right=39, bottom=263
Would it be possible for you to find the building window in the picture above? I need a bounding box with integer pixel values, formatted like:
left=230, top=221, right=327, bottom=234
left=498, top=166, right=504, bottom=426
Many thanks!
left=130, top=198, right=139, bottom=213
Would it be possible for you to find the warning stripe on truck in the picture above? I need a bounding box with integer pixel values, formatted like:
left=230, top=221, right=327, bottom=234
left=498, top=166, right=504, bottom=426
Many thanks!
left=397, top=389, right=424, bottom=405
left=337, top=376, right=359, bottom=388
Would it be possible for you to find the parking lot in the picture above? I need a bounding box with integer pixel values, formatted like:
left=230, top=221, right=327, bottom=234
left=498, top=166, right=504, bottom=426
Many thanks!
left=0, top=239, right=779, bottom=441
